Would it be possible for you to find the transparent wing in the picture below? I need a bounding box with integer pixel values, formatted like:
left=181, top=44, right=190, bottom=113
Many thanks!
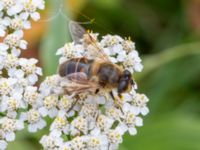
left=86, top=34, right=110, bottom=62
left=66, top=72, right=88, bottom=81
left=60, top=72, right=100, bottom=95
left=69, top=21, right=86, bottom=44
left=69, top=21, right=110, bottom=62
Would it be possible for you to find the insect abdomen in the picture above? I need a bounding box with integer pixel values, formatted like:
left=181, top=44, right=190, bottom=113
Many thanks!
left=58, top=58, right=93, bottom=77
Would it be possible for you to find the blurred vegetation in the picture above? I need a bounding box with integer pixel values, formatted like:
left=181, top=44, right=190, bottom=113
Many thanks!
left=8, top=0, right=200, bottom=150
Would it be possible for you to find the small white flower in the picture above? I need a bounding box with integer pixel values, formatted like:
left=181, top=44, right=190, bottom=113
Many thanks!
left=20, top=109, right=46, bottom=132
left=0, top=117, right=24, bottom=142
left=0, top=0, right=23, bottom=16
left=39, top=75, right=62, bottom=96
left=123, top=51, right=143, bottom=73
left=40, top=132, right=63, bottom=150
left=86, top=135, right=108, bottom=150
left=101, top=35, right=123, bottom=47
left=4, top=54, right=18, bottom=69
left=0, top=78, right=16, bottom=95
left=0, top=95, right=25, bottom=118
left=71, top=116, right=89, bottom=135
left=56, top=43, right=84, bottom=64
left=39, top=94, right=59, bottom=118
left=20, top=0, right=45, bottom=21
left=106, top=106, right=122, bottom=120
left=122, top=39, right=136, bottom=53
left=58, top=96, right=73, bottom=112
left=85, top=95, right=106, bottom=105
left=60, top=142, right=72, bottom=150
left=10, top=15, right=31, bottom=30
left=120, top=103, right=143, bottom=135
left=23, top=86, right=41, bottom=107
left=71, top=136, right=87, bottom=150
left=50, top=111, right=69, bottom=136
left=107, top=129, right=123, bottom=150
left=132, top=93, right=149, bottom=116
left=4, top=31, right=27, bottom=50
left=19, top=58, right=42, bottom=84
left=96, top=115, right=114, bottom=131
left=80, top=104, right=99, bottom=120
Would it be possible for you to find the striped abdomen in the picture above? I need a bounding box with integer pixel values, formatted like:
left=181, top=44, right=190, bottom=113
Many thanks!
left=58, top=57, right=93, bottom=77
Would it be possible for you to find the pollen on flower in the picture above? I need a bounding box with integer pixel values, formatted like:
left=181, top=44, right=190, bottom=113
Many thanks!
left=114, top=96, right=126, bottom=108
left=58, top=96, right=72, bottom=110
left=0, top=79, right=12, bottom=95
left=97, top=115, right=113, bottom=131
left=106, top=107, right=121, bottom=120
left=27, top=109, right=40, bottom=124
left=124, top=111, right=136, bottom=125
left=23, top=1, right=37, bottom=13
left=44, top=76, right=59, bottom=87
left=88, top=137, right=101, bottom=148
left=44, top=95, right=58, bottom=109
left=4, top=34, right=20, bottom=48
left=108, top=130, right=122, bottom=143
left=71, top=116, right=88, bottom=135
left=80, top=104, right=98, bottom=118
left=63, top=43, right=76, bottom=58
left=4, top=54, right=18, bottom=69
left=71, top=136, right=86, bottom=150
left=7, top=98, right=19, bottom=111
left=122, top=39, right=135, bottom=53
left=1, top=118, right=16, bottom=133
left=39, top=133, right=62, bottom=150
left=10, top=18, right=23, bottom=30
left=2, top=0, right=16, bottom=10
left=54, top=117, right=67, bottom=129
left=24, top=90, right=39, bottom=105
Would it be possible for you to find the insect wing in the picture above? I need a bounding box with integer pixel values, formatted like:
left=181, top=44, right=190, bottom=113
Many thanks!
left=87, top=35, right=110, bottom=62
left=69, top=21, right=110, bottom=62
left=60, top=72, right=100, bottom=95
left=66, top=72, right=88, bottom=82
left=69, top=21, right=86, bottom=44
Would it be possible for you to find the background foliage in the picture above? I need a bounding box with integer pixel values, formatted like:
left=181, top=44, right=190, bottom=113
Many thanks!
left=7, top=0, right=200, bottom=149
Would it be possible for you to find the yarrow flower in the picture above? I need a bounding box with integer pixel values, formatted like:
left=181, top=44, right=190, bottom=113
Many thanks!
left=39, top=30, right=149, bottom=150
left=0, top=117, right=24, bottom=149
left=0, top=1, right=149, bottom=149
left=0, top=0, right=45, bottom=149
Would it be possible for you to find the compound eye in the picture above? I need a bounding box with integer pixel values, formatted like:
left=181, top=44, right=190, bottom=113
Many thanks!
left=118, top=80, right=128, bottom=94
left=123, top=70, right=131, bottom=79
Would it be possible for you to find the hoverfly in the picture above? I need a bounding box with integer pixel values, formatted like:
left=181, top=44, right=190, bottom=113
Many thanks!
left=58, top=21, right=134, bottom=100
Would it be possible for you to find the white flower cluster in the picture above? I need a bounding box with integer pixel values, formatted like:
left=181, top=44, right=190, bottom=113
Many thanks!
left=101, top=35, right=143, bottom=73
left=39, top=33, right=149, bottom=150
left=0, top=0, right=45, bottom=149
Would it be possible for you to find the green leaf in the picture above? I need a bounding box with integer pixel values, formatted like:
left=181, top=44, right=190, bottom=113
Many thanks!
left=40, top=0, right=71, bottom=76
left=137, top=42, right=200, bottom=80
left=135, top=43, right=200, bottom=114
left=121, top=114, right=200, bottom=150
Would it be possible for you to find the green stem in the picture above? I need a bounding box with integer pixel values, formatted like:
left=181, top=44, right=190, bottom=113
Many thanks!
left=136, top=42, right=200, bottom=80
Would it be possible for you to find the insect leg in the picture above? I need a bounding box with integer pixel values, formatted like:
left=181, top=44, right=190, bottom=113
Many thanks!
left=118, top=93, right=122, bottom=99
left=67, top=96, right=79, bottom=113
left=109, top=91, right=115, bottom=100
left=95, top=89, right=99, bottom=94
